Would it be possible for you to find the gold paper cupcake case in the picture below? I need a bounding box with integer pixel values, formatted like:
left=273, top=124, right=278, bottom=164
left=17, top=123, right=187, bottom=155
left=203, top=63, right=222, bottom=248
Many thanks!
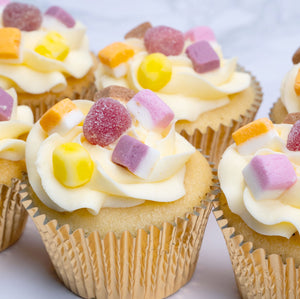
left=21, top=170, right=216, bottom=299
left=269, top=98, right=288, bottom=124
left=213, top=190, right=300, bottom=299
left=180, top=67, right=263, bottom=166
left=0, top=178, right=28, bottom=252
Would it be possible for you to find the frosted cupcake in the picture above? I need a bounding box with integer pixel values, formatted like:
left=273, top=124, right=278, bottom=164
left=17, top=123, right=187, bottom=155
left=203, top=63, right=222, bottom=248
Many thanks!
left=23, top=90, right=214, bottom=298
left=0, top=87, right=33, bottom=251
left=215, top=117, right=300, bottom=298
left=0, top=2, right=95, bottom=120
left=95, top=23, right=262, bottom=165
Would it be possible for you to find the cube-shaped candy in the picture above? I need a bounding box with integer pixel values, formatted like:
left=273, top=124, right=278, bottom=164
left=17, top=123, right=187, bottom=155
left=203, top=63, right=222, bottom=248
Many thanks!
left=283, top=112, right=300, bottom=124
left=287, top=120, right=300, bottom=151
left=35, top=31, right=69, bottom=61
left=53, top=142, right=94, bottom=188
left=0, top=88, right=14, bottom=121
left=0, top=28, right=21, bottom=59
left=45, top=6, right=75, bottom=28
left=294, top=68, right=300, bottom=96
left=186, top=40, right=220, bottom=73
left=232, top=118, right=276, bottom=155
left=94, top=85, right=136, bottom=103
left=243, top=154, right=297, bottom=200
left=127, top=89, right=174, bottom=131
left=112, top=135, right=159, bottom=179
left=125, top=22, right=152, bottom=39
left=40, top=98, right=84, bottom=135
left=184, top=26, right=216, bottom=42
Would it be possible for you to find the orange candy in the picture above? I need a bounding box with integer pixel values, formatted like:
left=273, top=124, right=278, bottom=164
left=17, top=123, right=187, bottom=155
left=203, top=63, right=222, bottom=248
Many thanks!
left=0, top=27, right=21, bottom=59
left=294, top=68, right=300, bottom=96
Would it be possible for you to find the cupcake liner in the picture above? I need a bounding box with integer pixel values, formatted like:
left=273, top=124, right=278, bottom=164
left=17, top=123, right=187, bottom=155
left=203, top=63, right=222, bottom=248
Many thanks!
left=180, top=66, right=263, bottom=166
left=0, top=177, right=28, bottom=252
left=269, top=98, right=288, bottom=124
left=22, top=165, right=216, bottom=299
left=213, top=186, right=300, bottom=299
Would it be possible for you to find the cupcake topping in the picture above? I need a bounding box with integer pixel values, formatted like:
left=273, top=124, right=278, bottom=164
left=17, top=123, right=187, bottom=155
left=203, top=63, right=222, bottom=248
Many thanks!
left=283, top=112, right=300, bottom=124
left=124, top=22, right=152, bottom=39
left=45, top=6, right=75, bottom=28
left=184, top=26, right=216, bottom=43
left=94, top=85, right=136, bottom=103
left=0, top=88, right=13, bottom=121
left=0, top=27, right=21, bottom=59
left=292, top=47, right=300, bottom=64
left=287, top=120, right=300, bottom=151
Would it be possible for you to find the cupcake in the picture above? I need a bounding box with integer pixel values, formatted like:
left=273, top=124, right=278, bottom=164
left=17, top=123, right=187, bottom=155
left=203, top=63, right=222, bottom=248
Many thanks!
left=215, top=117, right=300, bottom=298
left=270, top=47, right=300, bottom=124
left=0, top=87, right=33, bottom=251
left=0, top=2, right=96, bottom=121
left=94, top=23, right=262, bottom=165
left=23, top=90, right=214, bottom=298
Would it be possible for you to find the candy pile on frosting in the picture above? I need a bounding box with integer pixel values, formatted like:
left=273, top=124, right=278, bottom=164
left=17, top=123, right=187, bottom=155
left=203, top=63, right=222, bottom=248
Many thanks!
left=26, top=88, right=195, bottom=214
left=219, top=117, right=300, bottom=238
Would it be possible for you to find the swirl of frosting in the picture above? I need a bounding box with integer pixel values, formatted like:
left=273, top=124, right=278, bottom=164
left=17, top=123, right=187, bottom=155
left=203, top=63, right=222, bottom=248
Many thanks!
left=0, top=88, right=33, bottom=161
left=95, top=38, right=251, bottom=122
left=26, top=100, right=196, bottom=215
left=219, top=124, right=300, bottom=238
left=0, top=13, right=93, bottom=94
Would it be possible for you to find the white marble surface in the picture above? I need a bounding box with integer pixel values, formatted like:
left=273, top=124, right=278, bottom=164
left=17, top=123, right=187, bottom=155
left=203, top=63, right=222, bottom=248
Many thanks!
left=1, top=0, right=300, bottom=298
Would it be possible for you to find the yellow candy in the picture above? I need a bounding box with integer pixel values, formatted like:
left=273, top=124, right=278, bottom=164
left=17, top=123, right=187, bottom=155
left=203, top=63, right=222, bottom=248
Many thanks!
left=35, top=31, right=69, bottom=61
left=53, top=142, right=94, bottom=188
left=0, top=28, right=21, bottom=59
left=137, top=53, right=172, bottom=91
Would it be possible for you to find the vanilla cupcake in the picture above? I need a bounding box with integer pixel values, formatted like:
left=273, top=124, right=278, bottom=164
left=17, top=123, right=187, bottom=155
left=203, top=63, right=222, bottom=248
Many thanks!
left=23, top=90, right=214, bottom=298
left=0, top=2, right=96, bottom=120
left=0, top=87, right=33, bottom=251
left=215, top=117, right=300, bottom=298
left=94, top=23, right=262, bottom=165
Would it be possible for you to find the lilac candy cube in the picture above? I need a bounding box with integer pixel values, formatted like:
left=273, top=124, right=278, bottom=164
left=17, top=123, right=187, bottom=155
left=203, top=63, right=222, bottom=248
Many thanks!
left=184, top=26, right=216, bottom=42
left=0, top=88, right=14, bottom=121
left=45, top=6, right=75, bottom=28
left=127, top=89, right=174, bottom=131
left=112, top=135, right=160, bottom=179
left=243, top=154, right=297, bottom=201
left=186, top=40, right=220, bottom=73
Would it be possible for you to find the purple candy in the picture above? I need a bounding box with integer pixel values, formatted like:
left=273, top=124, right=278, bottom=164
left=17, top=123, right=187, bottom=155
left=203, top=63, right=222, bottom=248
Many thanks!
left=144, top=25, right=184, bottom=56
left=83, top=98, right=132, bottom=147
left=287, top=120, right=300, bottom=151
left=45, top=6, right=75, bottom=28
left=0, top=88, right=13, bottom=121
left=186, top=40, right=220, bottom=73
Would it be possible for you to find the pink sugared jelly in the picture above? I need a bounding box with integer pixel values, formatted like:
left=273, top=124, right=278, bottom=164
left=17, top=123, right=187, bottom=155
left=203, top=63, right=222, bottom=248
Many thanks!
left=3, top=2, right=42, bottom=31
left=83, top=98, right=132, bottom=147
left=144, top=25, right=184, bottom=56
left=184, top=26, right=216, bottom=42
left=45, top=6, right=75, bottom=28
left=287, top=120, right=300, bottom=151
left=0, top=88, right=13, bottom=121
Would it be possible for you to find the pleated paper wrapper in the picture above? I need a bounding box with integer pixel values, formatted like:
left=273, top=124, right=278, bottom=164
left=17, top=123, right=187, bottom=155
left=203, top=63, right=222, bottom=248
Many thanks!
left=269, top=98, right=288, bottom=124
left=22, top=169, right=217, bottom=299
left=0, top=178, right=28, bottom=252
left=180, top=66, right=263, bottom=166
left=213, top=186, right=300, bottom=299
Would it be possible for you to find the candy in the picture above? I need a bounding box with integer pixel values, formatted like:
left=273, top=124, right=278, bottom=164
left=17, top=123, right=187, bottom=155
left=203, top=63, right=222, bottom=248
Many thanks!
left=243, top=154, right=297, bottom=201
left=0, top=28, right=21, bottom=60
left=83, top=98, right=132, bottom=147
left=292, top=47, right=300, bottom=64
left=45, top=6, right=75, bottom=28
left=94, top=85, right=136, bottom=103
left=0, top=88, right=14, bottom=121
left=137, top=53, right=172, bottom=91
left=53, top=142, right=94, bottom=188
left=287, top=120, right=300, bottom=151
left=283, top=112, right=300, bottom=124
left=35, top=31, right=69, bottom=61
left=144, top=25, right=184, bottom=56
left=294, top=68, right=300, bottom=96
left=40, top=98, right=84, bottom=135
left=2, top=2, right=42, bottom=31
left=125, top=22, right=152, bottom=39
left=127, top=89, right=174, bottom=131
left=112, top=135, right=159, bottom=178
left=184, top=26, right=216, bottom=42
left=186, top=40, right=220, bottom=73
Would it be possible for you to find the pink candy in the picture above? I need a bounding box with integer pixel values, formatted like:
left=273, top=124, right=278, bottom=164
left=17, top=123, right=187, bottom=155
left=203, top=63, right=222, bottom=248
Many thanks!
left=144, top=25, right=184, bottom=56
left=287, top=120, right=300, bottom=151
left=83, top=98, right=132, bottom=147
left=45, top=6, right=75, bottom=28
left=0, top=88, right=13, bottom=121
left=112, top=135, right=159, bottom=178
left=127, top=89, right=174, bottom=131
left=243, top=154, right=297, bottom=201
left=184, top=26, right=216, bottom=42
left=2, top=2, right=42, bottom=31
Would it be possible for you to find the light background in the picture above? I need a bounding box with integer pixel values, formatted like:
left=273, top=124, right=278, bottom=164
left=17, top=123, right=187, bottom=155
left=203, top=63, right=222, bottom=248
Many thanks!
left=1, top=0, right=299, bottom=298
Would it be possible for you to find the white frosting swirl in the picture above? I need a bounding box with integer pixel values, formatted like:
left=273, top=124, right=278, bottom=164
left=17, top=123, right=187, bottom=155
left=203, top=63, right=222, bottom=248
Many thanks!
left=0, top=15, right=93, bottom=94
left=26, top=100, right=196, bottom=215
left=95, top=38, right=251, bottom=121
left=219, top=124, right=300, bottom=238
